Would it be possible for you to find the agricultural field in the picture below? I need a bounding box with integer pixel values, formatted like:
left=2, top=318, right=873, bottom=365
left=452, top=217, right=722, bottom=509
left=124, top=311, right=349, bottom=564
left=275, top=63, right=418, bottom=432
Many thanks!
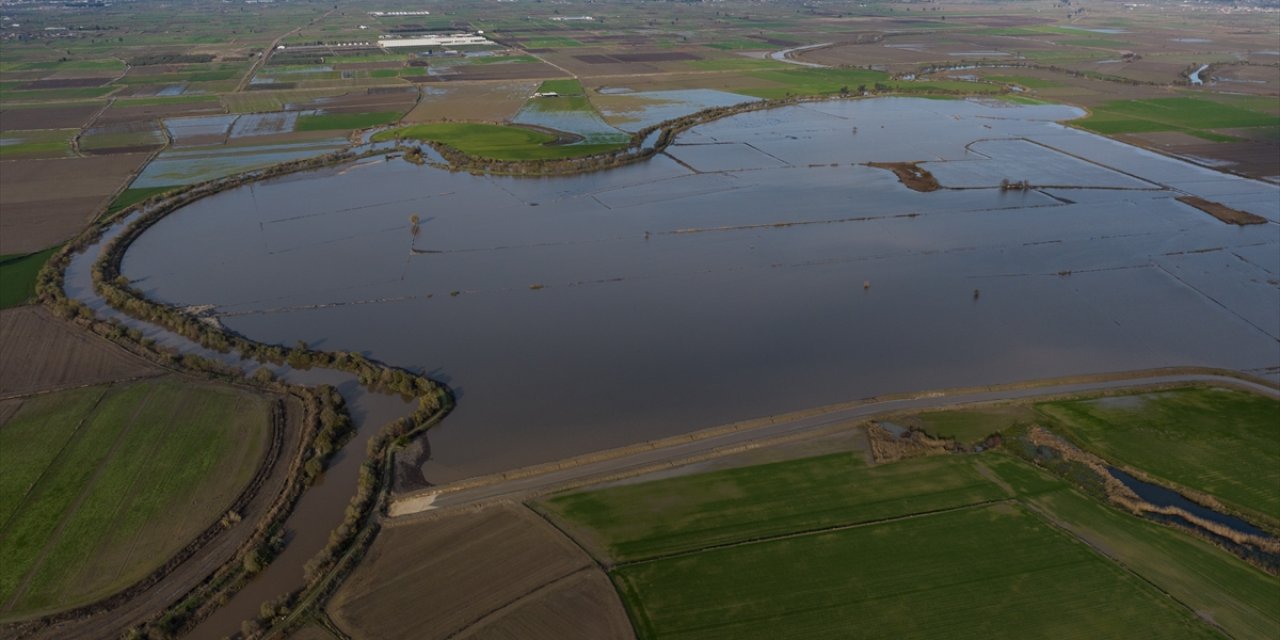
left=0, top=376, right=272, bottom=618
left=374, top=122, right=625, bottom=160
left=327, top=504, right=631, bottom=640
left=539, top=385, right=1279, bottom=640
left=0, top=307, right=160, bottom=397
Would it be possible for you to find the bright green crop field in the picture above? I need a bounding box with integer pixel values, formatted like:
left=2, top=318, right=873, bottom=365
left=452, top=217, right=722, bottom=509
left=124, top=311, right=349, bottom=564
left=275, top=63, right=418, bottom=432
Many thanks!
left=0, top=377, right=271, bottom=618
left=374, top=122, right=625, bottom=161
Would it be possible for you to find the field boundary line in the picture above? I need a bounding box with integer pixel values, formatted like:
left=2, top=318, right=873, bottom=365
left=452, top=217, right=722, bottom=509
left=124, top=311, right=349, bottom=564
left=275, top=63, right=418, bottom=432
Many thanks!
left=610, top=498, right=1014, bottom=569
left=0, top=387, right=109, bottom=537
left=2, top=385, right=157, bottom=613
left=445, top=566, right=596, bottom=640
left=1019, top=498, right=1236, bottom=639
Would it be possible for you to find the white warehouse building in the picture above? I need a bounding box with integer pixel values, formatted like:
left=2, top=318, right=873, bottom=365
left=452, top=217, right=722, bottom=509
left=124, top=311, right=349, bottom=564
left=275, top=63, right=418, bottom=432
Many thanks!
left=379, top=33, right=492, bottom=48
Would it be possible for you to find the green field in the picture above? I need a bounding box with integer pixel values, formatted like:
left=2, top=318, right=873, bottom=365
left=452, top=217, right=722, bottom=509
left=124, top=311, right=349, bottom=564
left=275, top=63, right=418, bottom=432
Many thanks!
left=985, top=75, right=1062, bottom=89
left=535, top=78, right=585, bottom=96
left=0, top=378, right=272, bottom=617
left=1036, top=387, right=1280, bottom=522
left=1076, top=97, right=1278, bottom=138
left=544, top=385, right=1279, bottom=640
left=542, top=453, right=1006, bottom=562
left=374, top=122, right=626, bottom=161
left=295, top=111, right=403, bottom=131
left=736, top=67, right=994, bottom=99
left=0, top=246, right=59, bottom=308
left=0, top=129, right=76, bottom=159
left=613, top=503, right=1223, bottom=640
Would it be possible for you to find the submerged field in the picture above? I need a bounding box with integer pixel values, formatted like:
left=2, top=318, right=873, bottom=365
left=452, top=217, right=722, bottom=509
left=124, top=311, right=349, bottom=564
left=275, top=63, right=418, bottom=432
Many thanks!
left=0, top=377, right=271, bottom=618
left=539, top=386, right=1279, bottom=640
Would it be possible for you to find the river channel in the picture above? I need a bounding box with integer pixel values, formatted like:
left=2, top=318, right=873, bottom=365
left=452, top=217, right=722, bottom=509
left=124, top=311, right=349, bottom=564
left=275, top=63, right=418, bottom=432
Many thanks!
left=118, top=97, right=1279, bottom=489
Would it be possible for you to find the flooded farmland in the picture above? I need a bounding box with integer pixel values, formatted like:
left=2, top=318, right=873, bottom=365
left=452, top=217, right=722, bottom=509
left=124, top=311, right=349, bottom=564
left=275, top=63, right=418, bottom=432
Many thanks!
left=120, top=98, right=1280, bottom=484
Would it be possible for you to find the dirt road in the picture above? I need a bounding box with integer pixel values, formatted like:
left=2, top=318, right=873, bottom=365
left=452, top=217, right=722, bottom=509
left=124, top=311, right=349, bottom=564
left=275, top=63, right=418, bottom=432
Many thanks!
left=391, top=369, right=1277, bottom=517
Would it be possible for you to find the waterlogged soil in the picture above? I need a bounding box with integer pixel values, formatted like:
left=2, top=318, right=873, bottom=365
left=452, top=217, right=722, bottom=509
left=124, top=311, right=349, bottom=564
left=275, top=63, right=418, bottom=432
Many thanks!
left=121, top=98, right=1280, bottom=485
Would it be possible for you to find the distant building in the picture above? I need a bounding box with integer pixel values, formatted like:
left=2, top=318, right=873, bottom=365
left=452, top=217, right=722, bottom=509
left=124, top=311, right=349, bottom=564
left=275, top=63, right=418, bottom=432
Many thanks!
left=379, top=33, right=492, bottom=48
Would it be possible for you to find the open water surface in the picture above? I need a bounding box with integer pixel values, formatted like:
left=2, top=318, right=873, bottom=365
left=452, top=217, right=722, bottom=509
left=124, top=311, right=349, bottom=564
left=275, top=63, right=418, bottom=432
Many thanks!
left=120, top=98, right=1280, bottom=485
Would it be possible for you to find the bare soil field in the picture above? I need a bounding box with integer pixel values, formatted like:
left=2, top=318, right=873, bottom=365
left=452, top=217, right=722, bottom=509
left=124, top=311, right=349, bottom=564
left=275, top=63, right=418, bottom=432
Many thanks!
left=404, top=81, right=537, bottom=123
left=0, top=306, right=161, bottom=397
left=453, top=569, right=632, bottom=640
left=0, top=153, right=150, bottom=253
left=328, top=504, right=627, bottom=640
left=0, top=104, right=103, bottom=131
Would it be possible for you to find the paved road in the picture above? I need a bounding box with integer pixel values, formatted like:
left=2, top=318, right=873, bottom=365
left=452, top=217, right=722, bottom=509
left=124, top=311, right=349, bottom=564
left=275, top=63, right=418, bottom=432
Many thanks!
left=390, top=371, right=1277, bottom=517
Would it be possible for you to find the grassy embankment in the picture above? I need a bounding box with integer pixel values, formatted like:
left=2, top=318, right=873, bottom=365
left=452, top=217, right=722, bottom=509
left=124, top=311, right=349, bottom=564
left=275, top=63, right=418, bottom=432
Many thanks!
left=539, top=386, right=1279, bottom=640
left=0, top=377, right=271, bottom=618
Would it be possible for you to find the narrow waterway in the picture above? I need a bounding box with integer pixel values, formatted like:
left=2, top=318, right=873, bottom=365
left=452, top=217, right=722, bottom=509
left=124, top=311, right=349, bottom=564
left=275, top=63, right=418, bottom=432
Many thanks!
left=63, top=213, right=413, bottom=640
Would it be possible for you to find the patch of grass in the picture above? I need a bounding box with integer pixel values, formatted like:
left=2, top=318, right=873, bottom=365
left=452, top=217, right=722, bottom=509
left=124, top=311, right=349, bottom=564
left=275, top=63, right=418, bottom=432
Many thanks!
left=613, top=502, right=1223, bottom=640
left=113, top=94, right=222, bottom=107
left=0, top=378, right=271, bottom=617
left=542, top=453, right=1006, bottom=562
left=0, top=129, right=76, bottom=159
left=1035, top=387, right=1280, bottom=522
left=704, top=39, right=768, bottom=51
left=374, top=122, right=625, bottom=160
left=684, top=57, right=791, bottom=72
left=0, top=85, right=117, bottom=102
left=912, top=405, right=1038, bottom=443
left=106, top=186, right=177, bottom=215
left=520, top=37, right=583, bottom=48
left=0, top=246, right=60, bottom=308
left=535, top=78, right=584, bottom=95
left=985, top=74, right=1062, bottom=89
left=295, top=111, right=402, bottom=131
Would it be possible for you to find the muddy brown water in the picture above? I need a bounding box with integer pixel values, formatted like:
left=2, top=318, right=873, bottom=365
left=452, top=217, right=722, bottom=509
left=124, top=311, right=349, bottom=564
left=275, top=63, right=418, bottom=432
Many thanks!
left=65, top=97, right=1279, bottom=637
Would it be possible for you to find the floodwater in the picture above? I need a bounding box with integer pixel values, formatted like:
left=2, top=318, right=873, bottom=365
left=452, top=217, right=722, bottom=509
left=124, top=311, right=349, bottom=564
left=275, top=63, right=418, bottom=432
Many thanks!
left=1107, top=468, right=1270, bottom=538
left=121, top=98, right=1280, bottom=486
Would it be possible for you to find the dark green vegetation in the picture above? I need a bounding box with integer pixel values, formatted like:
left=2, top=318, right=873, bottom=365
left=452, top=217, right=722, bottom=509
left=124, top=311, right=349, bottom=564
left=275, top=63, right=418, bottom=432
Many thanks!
left=373, top=123, right=625, bottom=161
left=294, top=111, right=402, bottom=132
left=1037, top=387, right=1280, bottom=523
left=543, top=386, right=1279, bottom=640
left=543, top=453, right=1005, bottom=562
left=0, top=247, right=59, bottom=309
left=613, top=503, right=1222, bottom=640
left=0, top=377, right=271, bottom=617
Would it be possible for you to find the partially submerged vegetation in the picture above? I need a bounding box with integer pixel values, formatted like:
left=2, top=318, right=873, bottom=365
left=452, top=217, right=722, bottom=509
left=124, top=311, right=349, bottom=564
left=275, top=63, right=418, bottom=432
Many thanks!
left=867, top=161, right=941, bottom=192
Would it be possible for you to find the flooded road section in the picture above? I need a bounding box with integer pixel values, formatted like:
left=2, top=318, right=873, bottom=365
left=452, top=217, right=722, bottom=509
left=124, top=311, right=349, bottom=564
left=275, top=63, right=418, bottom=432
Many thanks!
left=121, top=98, right=1280, bottom=485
